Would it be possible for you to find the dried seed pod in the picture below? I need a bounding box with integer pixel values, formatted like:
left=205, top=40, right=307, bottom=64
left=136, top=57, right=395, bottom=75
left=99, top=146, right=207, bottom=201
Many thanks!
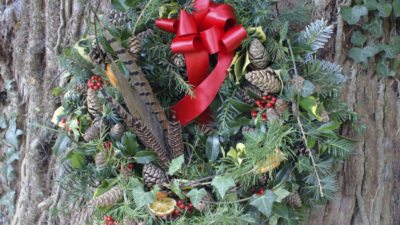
left=171, top=53, right=185, bottom=68
left=143, top=163, right=168, bottom=189
left=245, top=68, right=282, bottom=94
left=89, top=185, right=123, bottom=207
left=258, top=173, right=269, bottom=186
left=287, top=75, right=305, bottom=91
left=249, top=39, right=269, bottom=69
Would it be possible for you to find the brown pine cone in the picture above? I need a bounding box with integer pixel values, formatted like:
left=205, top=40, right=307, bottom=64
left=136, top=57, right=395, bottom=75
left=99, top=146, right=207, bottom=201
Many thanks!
left=275, top=99, right=289, bottom=115
left=258, top=173, right=269, bottom=186
left=95, top=151, right=106, bottom=167
left=245, top=68, right=282, bottom=94
left=238, top=84, right=263, bottom=105
left=171, top=53, right=185, bottom=68
left=123, top=219, right=145, bottom=225
left=167, top=121, right=185, bottom=159
left=120, top=166, right=133, bottom=178
left=88, top=47, right=105, bottom=65
left=194, top=191, right=214, bottom=212
left=108, top=9, right=129, bottom=26
left=249, top=39, right=269, bottom=69
left=128, top=36, right=142, bottom=56
left=143, top=163, right=168, bottom=189
left=287, top=75, right=305, bottom=91
left=110, top=123, right=125, bottom=137
left=84, top=120, right=103, bottom=142
left=87, top=88, right=102, bottom=118
left=137, top=29, right=154, bottom=39
left=287, top=191, right=302, bottom=207
left=266, top=108, right=278, bottom=121
left=72, top=83, right=88, bottom=96
left=89, top=185, right=123, bottom=207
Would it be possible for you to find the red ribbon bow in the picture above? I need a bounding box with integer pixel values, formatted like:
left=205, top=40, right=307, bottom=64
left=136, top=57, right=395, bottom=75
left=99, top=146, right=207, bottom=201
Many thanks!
left=156, top=0, right=247, bottom=126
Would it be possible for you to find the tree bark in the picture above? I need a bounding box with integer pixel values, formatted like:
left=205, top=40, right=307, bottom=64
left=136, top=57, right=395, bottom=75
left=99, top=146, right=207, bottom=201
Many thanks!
left=0, top=1, right=398, bottom=225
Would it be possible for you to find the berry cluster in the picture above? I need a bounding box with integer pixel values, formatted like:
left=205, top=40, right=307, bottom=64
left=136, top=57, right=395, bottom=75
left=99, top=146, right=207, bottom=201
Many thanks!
left=87, top=75, right=103, bottom=90
left=251, top=95, right=277, bottom=121
left=176, top=199, right=194, bottom=215
left=104, top=141, right=112, bottom=150
left=60, top=117, right=80, bottom=133
left=103, top=215, right=117, bottom=225
left=251, top=187, right=265, bottom=195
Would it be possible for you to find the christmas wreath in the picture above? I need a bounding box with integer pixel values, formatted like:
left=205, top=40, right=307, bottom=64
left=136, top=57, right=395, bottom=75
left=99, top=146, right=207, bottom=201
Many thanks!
left=51, top=0, right=362, bottom=224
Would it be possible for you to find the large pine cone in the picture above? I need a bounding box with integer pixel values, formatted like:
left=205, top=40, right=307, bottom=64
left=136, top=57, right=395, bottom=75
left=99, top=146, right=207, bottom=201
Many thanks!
left=137, top=29, right=154, bottom=39
left=110, top=123, right=125, bottom=137
left=249, top=39, right=269, bottom=69
left=84, top=120, right=103, bottom=142
left=95, top=151, right=106, bottom=167
left=194, top=191, right=213, bottom=211
left=89, top=185, right=123, bottom=207
left=286, top=191, right=302, bottom=207
left=275, top=99, right=289, bottom=115
left=108, top=9, right=129, bottom=26
left=245, top=68, right=282, bottom=94
left=171, top=53, right=185, bottom=68
left=128, top=36, right=142, bottom=56
left=238, top=84, right=263, bottom=105
left=87, top=88, right=102, bottom=118
left=143, top=163, right=168, bottom=189
left=120, top=166, right=133, bottom=178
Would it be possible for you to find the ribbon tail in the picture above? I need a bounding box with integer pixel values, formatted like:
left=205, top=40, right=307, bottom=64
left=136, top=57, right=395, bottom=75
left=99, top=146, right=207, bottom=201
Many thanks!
left=185, top=50, right=209, bottom=86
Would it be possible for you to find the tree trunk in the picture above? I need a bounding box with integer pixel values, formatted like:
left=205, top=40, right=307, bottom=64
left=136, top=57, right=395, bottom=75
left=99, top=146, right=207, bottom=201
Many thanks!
left=0, top=1, right=398, bottom=225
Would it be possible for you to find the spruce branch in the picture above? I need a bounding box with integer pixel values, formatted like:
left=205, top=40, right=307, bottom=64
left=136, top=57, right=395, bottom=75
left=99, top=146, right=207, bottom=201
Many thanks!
left=288, top=39, right=324, bottom=198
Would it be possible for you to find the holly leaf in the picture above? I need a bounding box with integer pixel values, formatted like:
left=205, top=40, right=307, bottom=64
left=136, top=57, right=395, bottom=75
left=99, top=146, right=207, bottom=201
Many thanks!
left=70, top=152, right=85, bottom=169
left=186, top=188, right=207, bottom=207
left=168, top=154, right=184, bottom=175
left=134, top=151, right=157, bottom=164
left=122, top=132, right=139, bottom=155
left=132, top=186, right=154, bottom=208
left=211, top=176, right=235, bottom=199
left=249, top=190, right=277, bottom=217
left=206, top=131, right=220, bottom=162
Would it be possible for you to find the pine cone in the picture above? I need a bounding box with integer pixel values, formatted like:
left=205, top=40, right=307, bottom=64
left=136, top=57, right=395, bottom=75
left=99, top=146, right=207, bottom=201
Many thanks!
left=287, top=191, right=302, bottom=207
left=95, top=151, right=106, bottom=167
left=266, top=108, right=278, bottom=121
left=249, top=39, right=269, bottom=69
left=275, top=99, right=289, bottom=115
left=238, top=84, right=263, bottom=105
left=287, top=75, right=305, bottom=91
left=245, top=68, right=282, bottom=94
left=84, top=120, right=103, bottom=142
left=258, top=173, right=269, bottom=186
left=120, top=166, right=133, bottom=178
left=88, top=47, right=105, bottom=65
left=171, top=53, right=185, bottom=68
left=108, top=9, right=129, bottom=26
left=194, top=191, right=213, bottom=211
left=110, top=123, right=125, bottom=137
left=143, top=163, right=168, bottom=189
left=137, top=29, right=154, bottom=39
left=73, top=83, right=88, bottom=96
left=242, top=126, right=255, bottom=133
left=89, top=185, right=123, bottom=207
left=87, top=88, right=102, bottom=118
left=128, top=36, right=142, bottom=56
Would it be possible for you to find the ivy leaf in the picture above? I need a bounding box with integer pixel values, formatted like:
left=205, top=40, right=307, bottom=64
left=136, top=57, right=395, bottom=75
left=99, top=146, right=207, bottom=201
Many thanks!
left=249, top=190, right=277, bottom=217
left=70, top=152, right=85, bottom=169
left=51, top=88, right=63, bottom=97
left=132, top=186, right=154, bottom=208
left=394, top=0, right=400, bottom=17
left=378, top=3, right=392, bottom=17
left=273, top=188, right=290, bottom=203
left=134, top=151, right=157, bottom=164
left=351, top=31, right=367, bottom=46
left=363, top=0, right=378, bottom=10
left=376, top=59, right=396, bottom=78
left=211, top=176, right=235, bottom=199
left=272, top=203, right=289, bottom=219
left=186, top=188, right=207, bottom=207
left=296, top=155, right=313, bottom=173
left=168, top=155, right=184, bottom=175
left=301, top=80, right=315, bottom=97
left=171, top=179, right=186, bottom=199
left=206, top=131, right=220, bottom=162
left=340, top=6, right=368, bottom=25
left=363, top=17, right=383, bottom=38
left=363, top=44, right=382, bottom=57
left=348, top=47, right=367, bottom=63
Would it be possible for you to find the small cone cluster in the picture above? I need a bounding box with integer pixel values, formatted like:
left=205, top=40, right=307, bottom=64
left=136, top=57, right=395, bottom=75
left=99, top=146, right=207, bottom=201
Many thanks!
left=108, top=9, right=129, bottom=26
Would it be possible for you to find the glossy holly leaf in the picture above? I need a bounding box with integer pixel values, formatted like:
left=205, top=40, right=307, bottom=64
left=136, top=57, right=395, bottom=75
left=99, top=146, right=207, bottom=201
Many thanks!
left=206, top=131, right=220, bottom=162
left=187, top=188, right=207, bottom=207
left=249, top=190, right=277, bottom=217
left=340, top=5, right=368, bottom=25
left=351, top=31, right=367, bottom=46
left=132, top=186, right=154, bottom=208
left=134, top=151, right=157, bottom=164
left=230, top=99, right=256, bottom=113
left=211, top=176, right=235, bottom=199
left=168, top=155, right=184, bottom=175
left=301, top=80, right=315, bottom=97
left=122, top=132, right=139, bottom=155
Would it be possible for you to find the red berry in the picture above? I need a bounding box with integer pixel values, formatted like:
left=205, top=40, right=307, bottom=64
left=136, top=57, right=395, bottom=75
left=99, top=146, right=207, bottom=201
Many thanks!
left=197, top=165, right=201, bottom=169
left=61, top=118, right=66, bottom=123
left=189, top=203, right=193, bottom=208
left=117, top=163, right=121, bottom=168
left=175, top=210, right=180, bottom=215
left=104, top=216, right=108, bottom=221
left=262, top=112, right=266, bottom=117
left=178, top=204, right=185, bottom=209
left=91, top=76, right=96, bottom=80
left=93, top=86, right=98, bottom=90
left=251, top=112, right=257, bottom=118
left=104, top=223, right=108, bottom=225
left=77, top=120, right=80, bottom=125
left=68, top=129, right=72, bottom=132
left=262, top=117, right=267, bottom=121
left=129, top=163, right=134, bottom=168
left=267, top=95, right=272, bottom=99
left=94, top=75, right=99, bottom=79
left=185, top=205, right=190, bottom=211
left=261, top=100, right=266, bottom=105
left=188, top=209, right=193, bottom=213
left=259, top=188, right=265, bottom=195
left=177, top=200, right=183, bottom=205
left=262, top=95, right=268, bottom=100
left=266, top=103, right=272, bottom=108
left=259, top=105, right=264, bottom=110
left=256, top=100, right=261, bottom=106
left=272, top=97, right=276, bottom=101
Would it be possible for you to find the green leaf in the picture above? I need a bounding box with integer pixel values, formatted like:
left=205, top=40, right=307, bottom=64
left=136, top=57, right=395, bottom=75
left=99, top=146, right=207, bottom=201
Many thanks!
left=299, top=96, right=322, bottom=121
left=134, top=151, right=157, bottom=164
left=306, top=136, right=316, bottom=149
left=206, top=131, right=220, bottom=162
left=211, top=176, right=235, bottom=199
left=171, top=179, right=186, bottom=199
left=132, top=187, right=154, bottom=208
left=378, top=3, right=392, bottom=17
left=273, top=188, right=290, bottom=203
left=363, top=0, right=378, bottom=10
left=124, top=0, right=139, bottom=8
left=272, top=203, right=289, bottom=219
left=52, top=134, right=70, bottom=156
left=363, top=44, right=382, bottom=57
left=227, top=147, right=239, bottom=164
left=364, top=18, right=383, bottom=38
left=168, top=155, right=184, bottom=175
left=296, top=155, right=313, bottom=173
left=122, top=132, right=139, bottom=155
left=351, top=31, right=367, bottom=46
left=93, top=180, right=111, bottom=198
left=377, top=58, right=396, bottom=78
left=394, top=0, right=400, bottom=17
left=348, top=47, right=367, bottom=63
left=70, top=152, right=85, bottom=169
left=269, top=216, right=279, bottom=225
left=51, top=88, right=63, bottom=97
left=0, top=114, right=7, bottom=129
left=5, top=114, right=22, bottom=149
left=318, top=121, right=342, bottom=131
left=301, top=80, right=315, bottom=97
left=111, top=0, right=127, bottom=11
left=249, top=190, right=277, bottom=217
left=340, top=5, right=368, bottom=25
left=186, top=188, right=207, bottom=207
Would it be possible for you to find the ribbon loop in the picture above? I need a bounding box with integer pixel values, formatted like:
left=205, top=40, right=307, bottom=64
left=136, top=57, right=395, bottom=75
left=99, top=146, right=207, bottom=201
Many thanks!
left=156, top=0, right=247, bottom=125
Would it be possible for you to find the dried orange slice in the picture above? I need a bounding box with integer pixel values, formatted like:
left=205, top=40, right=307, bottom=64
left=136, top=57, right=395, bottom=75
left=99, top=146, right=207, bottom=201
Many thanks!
left=105, top=64, right=118, bottom=87
left=155, top=191, right=169, bottom=198
left=254, top=149, right=286, bottom=174
left=148, top=197, right=176, bottom=217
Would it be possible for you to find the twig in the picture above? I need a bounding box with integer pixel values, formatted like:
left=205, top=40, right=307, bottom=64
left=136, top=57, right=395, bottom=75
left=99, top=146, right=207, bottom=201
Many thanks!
left=132, top=0, right=154, bottom=35
left=54, top=0, right=66, bottom=53
left=288, top=39, right=324, bottom=198
left=181, top=175, right=216, bottom=189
